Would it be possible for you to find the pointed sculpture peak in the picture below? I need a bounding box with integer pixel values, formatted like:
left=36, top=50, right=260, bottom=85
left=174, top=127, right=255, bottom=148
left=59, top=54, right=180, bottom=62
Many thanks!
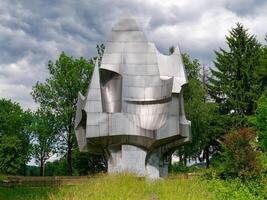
left=118, top=11, right=133, bottom=19
left=173, top=45, right=182, bottom=55
left=112, top=13, right=141, bottom=31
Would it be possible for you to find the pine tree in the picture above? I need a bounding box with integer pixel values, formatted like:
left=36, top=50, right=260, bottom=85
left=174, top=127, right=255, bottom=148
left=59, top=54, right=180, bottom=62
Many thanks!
left=259, top=35, right=267, bottom=87
left=208, top=23, right=263, bottom=121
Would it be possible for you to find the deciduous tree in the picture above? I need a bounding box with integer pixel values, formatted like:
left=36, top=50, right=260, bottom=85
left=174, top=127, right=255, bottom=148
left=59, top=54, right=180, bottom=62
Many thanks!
left=31, top=109, right=59, bottom=176
left=250, top=89, right=267, bottom=152
left=32, top=52, right=94, bottom=175
left=0, top=99, right=32, bottom=175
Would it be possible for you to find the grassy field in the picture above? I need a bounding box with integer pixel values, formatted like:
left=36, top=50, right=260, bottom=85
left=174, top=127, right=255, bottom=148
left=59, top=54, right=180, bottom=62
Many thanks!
left=0, top=173, right=266, bottom=200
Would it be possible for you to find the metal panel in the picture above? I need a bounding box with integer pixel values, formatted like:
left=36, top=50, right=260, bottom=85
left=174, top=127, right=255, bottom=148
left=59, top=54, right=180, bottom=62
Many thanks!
left=85, top=101, right=102, bottom=113
left=112, top=18, right=141, bottom=31
left=124, top=75, right=146, bottom=87
left=104, top=42, right=125, bottom=54
left=108, top=31, right=147, bottom=42
left=102, top=53, right=122, bottom=65
left=87, top=113, right=107, bottom=125
left=144, top=86, right=162, bottom=100
left=75, top=14, right=191, bottom=179
left=123, top=65, right=159, bottom=76
left=86, top=89, right=102, bottom=101
left=86, top=125, right=100, bottom=138
left=99, top=121, right=109, bottom=136
left=124, top=86, right=145, bottom=100
left=124, top=42, right=155, bottom=53
left=144, top=76, right=163, bottom=87
left=124, top=53, right=157, bottom=65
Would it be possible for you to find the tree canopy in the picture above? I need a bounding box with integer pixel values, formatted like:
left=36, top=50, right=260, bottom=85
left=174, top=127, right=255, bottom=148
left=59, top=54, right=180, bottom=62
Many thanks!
left=208, top=23, right=263, bottom=122
left=0, top=99, right=32, bottom=175
left=31, top=109, right=59, bottom=176
left=32, top=52, right=94, bottom=175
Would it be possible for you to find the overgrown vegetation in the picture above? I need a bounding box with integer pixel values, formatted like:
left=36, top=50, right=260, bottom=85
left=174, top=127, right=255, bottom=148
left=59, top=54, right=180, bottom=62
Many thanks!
left=0, top=174, right=215, bottom=200
left=1, top=174, right=266, bottom=200
left=205, top=177, right=267, bottom=200
left=217, top=128, right=263, bottom=180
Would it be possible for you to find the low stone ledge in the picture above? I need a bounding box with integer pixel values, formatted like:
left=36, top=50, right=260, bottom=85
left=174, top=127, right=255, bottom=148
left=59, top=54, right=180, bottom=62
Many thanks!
left=0, top=176, right=90, bottom=187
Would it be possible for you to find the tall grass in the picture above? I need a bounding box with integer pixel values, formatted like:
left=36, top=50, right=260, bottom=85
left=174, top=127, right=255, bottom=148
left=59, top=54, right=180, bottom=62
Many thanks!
left=48, top=173, right=215, bottom=200
left=2, top=173, right=266, bottom=199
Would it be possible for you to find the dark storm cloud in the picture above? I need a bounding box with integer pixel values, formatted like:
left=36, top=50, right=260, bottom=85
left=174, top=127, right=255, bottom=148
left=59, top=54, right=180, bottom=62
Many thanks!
left=0, top=0, right=267, bottom=109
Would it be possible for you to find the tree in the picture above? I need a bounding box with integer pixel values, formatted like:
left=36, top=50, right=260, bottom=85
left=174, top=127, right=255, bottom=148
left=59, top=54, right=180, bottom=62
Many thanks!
left=31, top=109, right=59, bottom=176
left=168, top=47, right=200, bottom=80
left=32, top=52, right=94, bottom=175
left=0, top=99, right=32, bottom=175
left=208, top=23, right=263, bottom=124
left=182, top=77, right=224, bottom=167
left=169, top=50, right=224, bottom=167
left=219, top=128, right=262, bottom=180
left=259, top=35, right=267, bottom=87
left=72, top=147, right=107, bottom=175
left=250, top=89, right=267, bottom=152
left=181, top=53, right=201, bottom=80
left=95, top=44, right=105, bottom=65
left=0, top=135, right=26, bottom=175
left=45, top=158, right=68, bottom=176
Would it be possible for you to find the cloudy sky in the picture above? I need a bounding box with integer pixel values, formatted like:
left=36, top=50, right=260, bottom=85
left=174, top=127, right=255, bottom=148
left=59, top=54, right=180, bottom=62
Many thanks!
left=0, top=0, right=267, bottom=110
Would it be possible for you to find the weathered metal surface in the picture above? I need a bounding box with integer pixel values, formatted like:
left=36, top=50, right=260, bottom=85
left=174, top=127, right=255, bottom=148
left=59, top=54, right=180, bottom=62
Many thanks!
left=75, top=14, right=191, bottom=179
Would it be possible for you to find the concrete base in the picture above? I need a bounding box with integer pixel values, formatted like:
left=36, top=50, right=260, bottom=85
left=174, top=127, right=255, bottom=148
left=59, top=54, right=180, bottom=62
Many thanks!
left=107, top=145, right=170, bottom=179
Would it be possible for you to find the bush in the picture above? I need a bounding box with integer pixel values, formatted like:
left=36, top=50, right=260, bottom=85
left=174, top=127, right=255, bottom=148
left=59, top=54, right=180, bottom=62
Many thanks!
left=205, top=178, right=267, bottom=200
left=249, top=89, right=267, bottom=152
left=201, top=168, right=219, bottom=180
left=170, top=162, right=199, bottom=173
left=218, top=128, right=263, bottom=180
left=0, top=135, right=26, bottom=175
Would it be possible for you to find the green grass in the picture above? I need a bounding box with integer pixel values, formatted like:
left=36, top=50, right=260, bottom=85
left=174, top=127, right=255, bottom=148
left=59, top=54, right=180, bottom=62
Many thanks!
left=0, top=174, right=215, bottom=200
left=0, top=186, right=58, bottom=200
left=49, top=174, right=215, bottom=200
left=205, top=178, right=267, bottom=200
left=1, top=173, right=266, bottom=200
left=0, top=174, right=7, bottom=181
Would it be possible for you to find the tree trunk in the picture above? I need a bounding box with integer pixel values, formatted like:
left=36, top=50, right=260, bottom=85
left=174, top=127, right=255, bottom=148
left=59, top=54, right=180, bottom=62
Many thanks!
left=178, top=152, right=183, bottom=164
left=198, top=155, right=203, bottom=163
left=204, top=147, right=210, bottom=168
left=67, top=142, right=73, bottom=176
left=183, top=154, right=187, bottom=166
left=23, top=163, right=27, bottom=176
left=40, top=159, right=44, bottom=176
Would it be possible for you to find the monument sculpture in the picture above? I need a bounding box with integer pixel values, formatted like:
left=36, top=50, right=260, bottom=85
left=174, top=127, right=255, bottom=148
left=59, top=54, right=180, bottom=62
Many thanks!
left=75, top=14, right=191, bottom=179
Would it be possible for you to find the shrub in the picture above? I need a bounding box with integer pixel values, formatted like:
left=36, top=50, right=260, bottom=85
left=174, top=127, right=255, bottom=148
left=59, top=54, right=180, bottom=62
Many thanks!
left=201, top=168, right=219, bottom=180
left=219, top=128, right=262, bottom=179
left=0, top=135, right=26, bottom=175
left=206, top=178, right=267, bottom=200
left=249, top=89, right=267, bottom=152
left=170, top=162, right=199, bottom=173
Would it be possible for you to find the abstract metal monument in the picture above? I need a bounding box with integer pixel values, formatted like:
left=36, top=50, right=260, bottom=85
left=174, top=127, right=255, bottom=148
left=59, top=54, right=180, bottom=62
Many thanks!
left=75, top=14, right=191, bottom=179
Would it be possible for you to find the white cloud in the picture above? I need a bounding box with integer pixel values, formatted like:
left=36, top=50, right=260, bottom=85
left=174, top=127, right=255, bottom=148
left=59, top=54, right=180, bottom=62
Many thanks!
left=0, top=53, right=48, bottom=110
left=0, top=0, right=266, bottom=109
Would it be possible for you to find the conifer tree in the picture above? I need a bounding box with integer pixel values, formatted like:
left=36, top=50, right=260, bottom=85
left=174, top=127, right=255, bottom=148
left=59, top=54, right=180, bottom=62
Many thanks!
left=208, top=23, right=263, bottom=122
left=259, top=35, right=267, bottom=87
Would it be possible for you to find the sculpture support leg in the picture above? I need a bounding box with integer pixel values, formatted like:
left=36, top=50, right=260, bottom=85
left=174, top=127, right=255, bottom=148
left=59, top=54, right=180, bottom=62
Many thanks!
left=146, top=151, right=171, bottom=179
left=146, top=152, right=160, bottom=179
left=108, top=145, right=146, bottom=176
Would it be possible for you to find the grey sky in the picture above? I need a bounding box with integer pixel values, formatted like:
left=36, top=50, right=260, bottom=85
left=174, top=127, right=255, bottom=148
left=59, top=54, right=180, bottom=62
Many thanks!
left=0, top=0, right=266, bottom=109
